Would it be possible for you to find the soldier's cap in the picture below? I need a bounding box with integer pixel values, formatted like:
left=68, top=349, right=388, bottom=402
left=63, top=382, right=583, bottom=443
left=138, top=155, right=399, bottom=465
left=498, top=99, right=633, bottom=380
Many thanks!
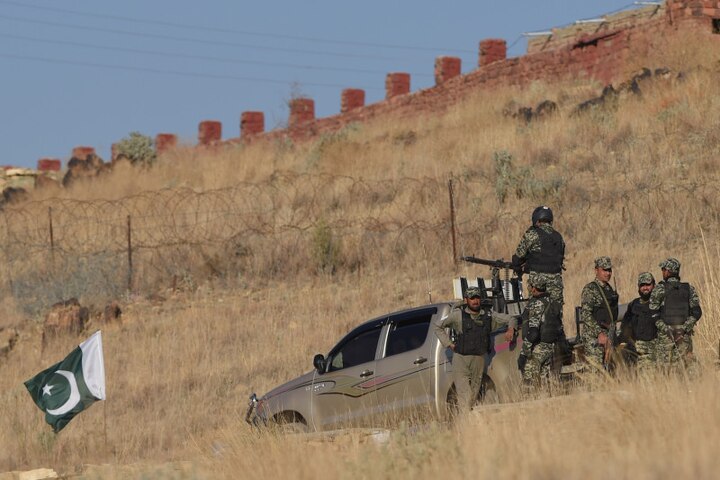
left=529, top=274, right=547, bottom=291
left=594, top=256, right=613, bottom=270
left=464, top=286, right=483, bottom=298
left=659, top=257, right=681, bottom=273
left=637, top=272, right=655, bottom=286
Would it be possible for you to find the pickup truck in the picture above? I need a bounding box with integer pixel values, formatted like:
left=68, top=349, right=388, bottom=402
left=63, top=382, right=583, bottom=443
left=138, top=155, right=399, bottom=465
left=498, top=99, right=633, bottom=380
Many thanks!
left=246, top=298, right=525, bottom=433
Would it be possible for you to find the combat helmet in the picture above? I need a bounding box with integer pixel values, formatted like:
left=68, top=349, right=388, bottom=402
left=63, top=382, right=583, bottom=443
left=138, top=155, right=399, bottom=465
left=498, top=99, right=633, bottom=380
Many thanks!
left=531, top=206, right=553, bottom=225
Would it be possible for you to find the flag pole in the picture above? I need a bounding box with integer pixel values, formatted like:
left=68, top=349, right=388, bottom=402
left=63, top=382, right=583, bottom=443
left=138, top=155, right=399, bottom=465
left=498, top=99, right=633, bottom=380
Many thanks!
left=103, top=399, right=108, bottom=448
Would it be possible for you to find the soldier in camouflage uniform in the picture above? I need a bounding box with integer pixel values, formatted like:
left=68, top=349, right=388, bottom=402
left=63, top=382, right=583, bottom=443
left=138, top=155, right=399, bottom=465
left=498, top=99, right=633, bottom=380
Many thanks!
left=580, top=256, right=619, bottom=369
left=517, top=275, right=564, bottom=386
left=433, top=287, right=516, bottom=412
left=620, top=272, right=657, bottom=372
left=513, top=206, right=565, bottom=308
left=650, top=258, right=702, bottom=373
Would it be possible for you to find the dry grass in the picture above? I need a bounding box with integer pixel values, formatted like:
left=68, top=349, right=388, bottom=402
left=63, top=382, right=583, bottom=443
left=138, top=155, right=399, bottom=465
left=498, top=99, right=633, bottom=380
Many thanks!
left=1, top=34, right=720, bottom=478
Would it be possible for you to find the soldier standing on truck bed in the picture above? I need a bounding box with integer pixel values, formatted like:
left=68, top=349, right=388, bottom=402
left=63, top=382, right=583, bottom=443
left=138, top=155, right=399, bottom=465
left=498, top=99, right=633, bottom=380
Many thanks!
left=433, top=287, right=516, bottom=412
left=513, top=206, right=565, bottom=308
left=620, top=272, right=657, bottom=372
left=518, top=275, right=564, bottom=387
left=650, top=258, right=702, bottom=374
left=580, top=256, right=619, bottom=369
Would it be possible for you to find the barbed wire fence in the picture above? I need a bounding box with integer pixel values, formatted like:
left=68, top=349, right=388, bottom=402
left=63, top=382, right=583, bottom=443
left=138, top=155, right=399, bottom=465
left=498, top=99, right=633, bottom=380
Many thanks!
left=0, top=170, right=717, bottom=317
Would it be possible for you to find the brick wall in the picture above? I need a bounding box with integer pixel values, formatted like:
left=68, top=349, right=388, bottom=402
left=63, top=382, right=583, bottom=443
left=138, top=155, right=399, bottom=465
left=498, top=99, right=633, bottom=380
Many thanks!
left=48, top=2, right=720, bottom=168
left=230, top=1, right=718, bottom=145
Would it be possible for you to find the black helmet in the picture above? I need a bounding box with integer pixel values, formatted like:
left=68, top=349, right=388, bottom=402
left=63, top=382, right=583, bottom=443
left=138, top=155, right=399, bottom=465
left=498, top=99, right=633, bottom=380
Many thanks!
left=531, top=206, right=553, bottom=225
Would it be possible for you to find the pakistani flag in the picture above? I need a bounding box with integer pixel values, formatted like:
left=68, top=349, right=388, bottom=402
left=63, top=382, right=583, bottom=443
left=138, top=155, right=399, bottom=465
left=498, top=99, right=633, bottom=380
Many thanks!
left=24, top=330, right=106, bottom=433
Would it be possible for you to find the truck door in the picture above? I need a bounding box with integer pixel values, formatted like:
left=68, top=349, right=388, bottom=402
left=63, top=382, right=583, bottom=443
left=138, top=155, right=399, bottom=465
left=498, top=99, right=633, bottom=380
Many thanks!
left=373, top=307, right=437, bottom=423
left=310, top=319, right=384, bottom=430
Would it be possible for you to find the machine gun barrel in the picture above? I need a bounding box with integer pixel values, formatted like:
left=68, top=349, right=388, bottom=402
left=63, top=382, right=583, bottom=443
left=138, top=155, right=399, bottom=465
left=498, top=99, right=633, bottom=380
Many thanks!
left=460, top=256, right=517, bottom=270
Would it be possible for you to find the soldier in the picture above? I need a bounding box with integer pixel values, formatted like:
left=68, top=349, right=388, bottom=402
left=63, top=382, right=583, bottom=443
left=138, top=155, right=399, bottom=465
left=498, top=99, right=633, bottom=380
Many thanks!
left=518, top=275, right=564, bottom=386
left=513, top=206, right=565, bottom=307
left=650, top=258, right=702, bottom=373
left=620, top=272, right=657, bottom=372
left=433, top=287, right=516, bottom=412
left=580, top=256, right=619, bottom=369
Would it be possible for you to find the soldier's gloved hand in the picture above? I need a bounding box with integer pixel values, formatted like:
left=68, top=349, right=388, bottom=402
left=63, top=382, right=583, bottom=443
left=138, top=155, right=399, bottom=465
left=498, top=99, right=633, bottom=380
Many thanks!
left=517, top=354, right=527, bottom=372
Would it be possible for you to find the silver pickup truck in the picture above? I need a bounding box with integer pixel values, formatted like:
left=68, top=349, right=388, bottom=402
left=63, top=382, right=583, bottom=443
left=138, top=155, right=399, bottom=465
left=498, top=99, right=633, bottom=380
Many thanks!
left=246, top=299, right=525, bottom=432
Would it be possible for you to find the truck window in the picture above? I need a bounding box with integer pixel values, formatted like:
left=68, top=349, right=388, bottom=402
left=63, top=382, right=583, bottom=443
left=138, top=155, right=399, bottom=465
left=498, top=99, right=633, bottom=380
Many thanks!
left=328, top=325, right=382, bottom=371
left=385, top=313, right=432, bottom=357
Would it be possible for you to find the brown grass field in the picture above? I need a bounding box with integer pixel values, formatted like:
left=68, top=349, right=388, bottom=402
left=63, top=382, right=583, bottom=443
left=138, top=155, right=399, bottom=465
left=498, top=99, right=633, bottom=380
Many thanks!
left=1, top=35, right=720, bottom=479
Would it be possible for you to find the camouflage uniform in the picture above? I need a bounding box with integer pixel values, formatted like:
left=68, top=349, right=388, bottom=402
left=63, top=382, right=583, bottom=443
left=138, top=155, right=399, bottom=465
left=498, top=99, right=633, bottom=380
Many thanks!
left=620, top=272, right=657, bottom=373
left=433, top=287, right=517, bottom=411
left=514, top=224, right=565, bottom=306
left=649, top=258, right=702, bottom=373
left=580, top=257, right=619, bottom=368
left=521, top=279, right=563, bottom=384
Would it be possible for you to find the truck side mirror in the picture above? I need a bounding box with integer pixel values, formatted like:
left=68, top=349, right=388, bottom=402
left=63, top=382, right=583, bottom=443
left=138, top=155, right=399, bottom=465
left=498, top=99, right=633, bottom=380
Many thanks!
left=313, top=354, right=327, bottom=373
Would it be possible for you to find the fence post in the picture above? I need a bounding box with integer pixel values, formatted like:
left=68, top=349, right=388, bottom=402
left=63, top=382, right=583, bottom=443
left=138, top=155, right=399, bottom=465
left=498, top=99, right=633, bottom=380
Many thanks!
left=127, top=215, right=133, bottom=292
left=448, top=175, right=458, bottom=268
left=48, top=207, right=55, bottom=270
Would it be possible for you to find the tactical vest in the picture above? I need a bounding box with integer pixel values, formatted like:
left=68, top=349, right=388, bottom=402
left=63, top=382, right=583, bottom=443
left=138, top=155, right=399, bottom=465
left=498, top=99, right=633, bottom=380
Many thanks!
left=630, top=298, right=656, bottom=341
left=525, top=227, right=564, bottom=274
left=592, top=283, right=619, bottom=330
left=539, top=297, right=563, bottom=343
left=662, top=282, right=690, bottom=326
left=454, top=309, right=492, bottom=356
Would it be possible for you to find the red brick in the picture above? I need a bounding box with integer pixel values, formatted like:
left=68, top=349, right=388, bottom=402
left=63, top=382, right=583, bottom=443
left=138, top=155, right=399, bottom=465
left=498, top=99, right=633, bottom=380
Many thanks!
left=72, top=146, right=95, bottom=160
left=198, top=121, right=222, bottom=146
left=37, top=158, right=61, bottom=171
left=479, top=39, right=507, bottom=67
left=155, top=134, right=178, bottom=155
left=434, top=56, right=462, bottom=85
left=241, top=112, right=265, bottom=138
left=385, top=72, right=411, bottom=99
left=341, top=89, right=365, bottom=112
left=288, top=98, right=315, bottom=127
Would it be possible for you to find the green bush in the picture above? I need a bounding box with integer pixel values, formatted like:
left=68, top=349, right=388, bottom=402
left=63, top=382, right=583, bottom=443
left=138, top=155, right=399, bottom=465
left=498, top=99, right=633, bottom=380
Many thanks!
left=115, top=132, right=156, bottom=167
left=311, top=219, right=341, bottom=274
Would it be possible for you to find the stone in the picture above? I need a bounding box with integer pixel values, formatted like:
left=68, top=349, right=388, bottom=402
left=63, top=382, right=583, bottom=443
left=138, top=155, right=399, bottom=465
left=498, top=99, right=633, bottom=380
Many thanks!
left=43, top=298, right=88, bottom=336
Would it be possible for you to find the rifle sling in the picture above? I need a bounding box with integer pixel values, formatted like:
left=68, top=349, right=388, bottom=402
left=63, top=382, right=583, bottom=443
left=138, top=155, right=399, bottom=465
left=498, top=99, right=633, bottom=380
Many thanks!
left=593, top=281, right=616, bottom=331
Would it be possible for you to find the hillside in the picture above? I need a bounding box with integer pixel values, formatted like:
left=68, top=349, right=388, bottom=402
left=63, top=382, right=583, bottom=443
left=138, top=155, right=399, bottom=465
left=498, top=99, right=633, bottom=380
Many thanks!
left=1, top=32, right=720, bottom=479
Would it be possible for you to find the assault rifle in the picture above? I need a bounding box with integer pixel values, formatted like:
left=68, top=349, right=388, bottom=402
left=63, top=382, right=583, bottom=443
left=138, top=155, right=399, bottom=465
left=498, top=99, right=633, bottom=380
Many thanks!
left=604, top=320, right=617, bottom=370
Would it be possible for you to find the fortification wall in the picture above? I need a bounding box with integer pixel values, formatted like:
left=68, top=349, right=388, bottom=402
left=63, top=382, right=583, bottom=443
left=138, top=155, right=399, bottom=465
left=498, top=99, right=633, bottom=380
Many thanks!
left=31, top=1, right=720, bottom=168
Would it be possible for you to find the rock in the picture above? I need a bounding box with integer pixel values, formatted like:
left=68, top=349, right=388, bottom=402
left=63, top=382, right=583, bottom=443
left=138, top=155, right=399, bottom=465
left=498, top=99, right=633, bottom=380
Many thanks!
left=0, top=327, right=18, bottom=357
left=43, top=298, right=88, bottom=336
left=62, top=153, right=110, bottom=187
left=0, top=468, right=58, bottom=479
left=1, top=187, right=28, bottom=205
left=103, top=301, right=122, bottom=324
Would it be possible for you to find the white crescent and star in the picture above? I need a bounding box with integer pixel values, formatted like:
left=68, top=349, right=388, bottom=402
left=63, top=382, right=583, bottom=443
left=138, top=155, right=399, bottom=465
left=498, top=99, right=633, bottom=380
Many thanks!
left=44, top=370, right=81, bottom=416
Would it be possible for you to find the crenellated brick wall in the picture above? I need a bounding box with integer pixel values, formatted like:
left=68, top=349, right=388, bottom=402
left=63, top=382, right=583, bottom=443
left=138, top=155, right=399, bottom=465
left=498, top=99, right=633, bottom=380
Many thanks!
left=45, top=1, right=720, bottom=168
left=227, top=1, right=719, bottom=144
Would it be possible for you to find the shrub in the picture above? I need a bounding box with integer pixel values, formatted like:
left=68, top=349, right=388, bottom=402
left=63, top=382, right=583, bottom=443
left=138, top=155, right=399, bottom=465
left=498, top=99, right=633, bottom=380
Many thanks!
left=115, top=132, right=156, bottom=167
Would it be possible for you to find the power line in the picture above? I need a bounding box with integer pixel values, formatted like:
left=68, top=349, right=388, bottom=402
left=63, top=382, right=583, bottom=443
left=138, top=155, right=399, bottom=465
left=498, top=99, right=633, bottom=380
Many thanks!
left=0, top=32, right=434, bottom=78
left=0, top=0, right=476, bottom=55
left=0, top=52, right=383, bottom=90
left=0, top=13, right=407, bottom=62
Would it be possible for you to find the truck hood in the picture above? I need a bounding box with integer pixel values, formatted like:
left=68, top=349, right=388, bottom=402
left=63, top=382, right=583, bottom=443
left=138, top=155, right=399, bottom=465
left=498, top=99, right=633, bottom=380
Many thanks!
left=262, top=370, right=315, bottom=400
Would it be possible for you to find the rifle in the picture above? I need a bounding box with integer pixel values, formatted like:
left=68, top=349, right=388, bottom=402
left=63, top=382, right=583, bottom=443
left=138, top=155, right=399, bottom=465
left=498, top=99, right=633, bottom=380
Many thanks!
left=604, top=320, right=616, bottom=369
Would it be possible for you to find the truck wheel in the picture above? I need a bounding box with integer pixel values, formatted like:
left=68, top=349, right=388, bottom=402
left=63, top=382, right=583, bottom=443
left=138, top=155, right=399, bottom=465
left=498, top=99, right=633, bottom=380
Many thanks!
left=273, top=412, right=308, bottom=434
